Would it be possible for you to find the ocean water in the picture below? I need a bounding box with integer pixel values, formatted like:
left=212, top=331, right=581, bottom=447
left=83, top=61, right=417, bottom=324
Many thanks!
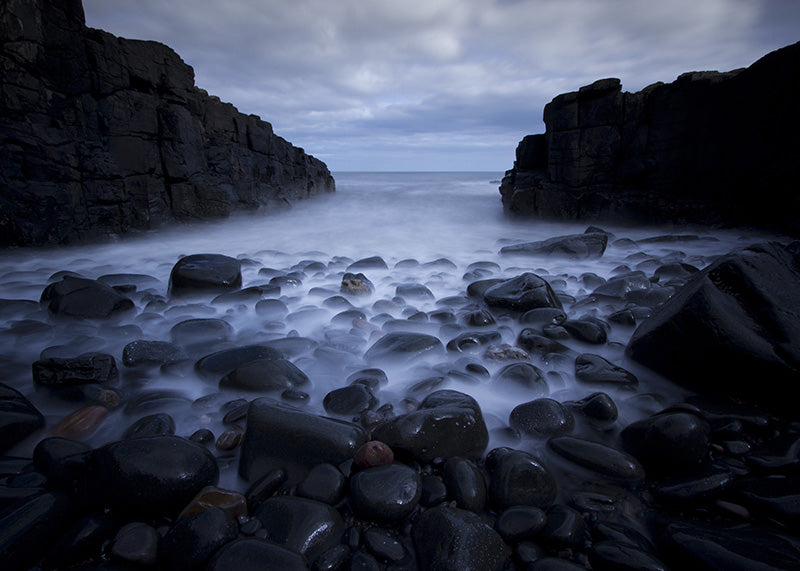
left=0, top=172, right=785, bottom=487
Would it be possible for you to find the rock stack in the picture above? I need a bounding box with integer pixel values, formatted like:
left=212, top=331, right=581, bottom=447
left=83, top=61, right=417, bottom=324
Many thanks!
left=0, top=0, right=335, bottom=246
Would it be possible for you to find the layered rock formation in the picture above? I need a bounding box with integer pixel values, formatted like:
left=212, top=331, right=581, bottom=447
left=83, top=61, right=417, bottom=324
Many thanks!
left=500, top=42, right=800, bottom=233
left=0, top=0, right=334, bottom=247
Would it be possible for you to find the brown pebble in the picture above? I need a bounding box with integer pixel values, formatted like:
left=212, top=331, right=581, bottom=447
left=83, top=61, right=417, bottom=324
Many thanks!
left=354, top=440, right=394, bottom=469
left=179, top=485, right=248, bottom=519
left=215, top=428, right=243, bottom=451
left=49, top=405, right=109, bottom=440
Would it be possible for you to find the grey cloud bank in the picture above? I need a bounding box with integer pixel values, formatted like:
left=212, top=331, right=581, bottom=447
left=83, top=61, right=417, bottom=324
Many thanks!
left=83, top=0, right=800, bottom=171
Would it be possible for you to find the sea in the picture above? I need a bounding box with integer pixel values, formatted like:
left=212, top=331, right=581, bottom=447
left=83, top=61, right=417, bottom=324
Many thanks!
left=0, top=171, right=786, bottom=488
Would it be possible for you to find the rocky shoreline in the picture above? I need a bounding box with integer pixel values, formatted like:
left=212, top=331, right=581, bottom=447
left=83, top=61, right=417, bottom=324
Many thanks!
left=0, top=0, right=334, bottom=247
left=2, top=228, right=800, bottom=569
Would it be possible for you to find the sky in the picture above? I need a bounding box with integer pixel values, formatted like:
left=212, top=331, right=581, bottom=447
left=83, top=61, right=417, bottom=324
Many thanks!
left=82, top=0, right=799, bottom=172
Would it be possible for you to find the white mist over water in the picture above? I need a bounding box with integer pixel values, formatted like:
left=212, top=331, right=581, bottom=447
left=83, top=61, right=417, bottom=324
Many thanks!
left=0, top=172, right=787, bottom=485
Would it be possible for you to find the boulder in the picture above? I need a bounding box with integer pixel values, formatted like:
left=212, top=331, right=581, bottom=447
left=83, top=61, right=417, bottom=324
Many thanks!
left=32, top=352, right=118, bottom=388
left=219, top=358, right=309, bottom=393
left=40, top=277, right=134, bottom=319
left=0, top=383, right=45, bottom=452
left=483, top=273, right=562, bottom=312
left=169, top=254, right=242, bottom=295
left=364, top=332, right=444, bottom=364
left=627, top=242, right=800, bottom=413
left=500, top=232, right=608, bottom=259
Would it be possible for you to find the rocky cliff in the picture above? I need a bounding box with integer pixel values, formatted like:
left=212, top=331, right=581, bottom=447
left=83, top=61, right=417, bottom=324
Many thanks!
left=0, top=0, right=334, bottom=247
left=500, top=42, right=800, bottom=233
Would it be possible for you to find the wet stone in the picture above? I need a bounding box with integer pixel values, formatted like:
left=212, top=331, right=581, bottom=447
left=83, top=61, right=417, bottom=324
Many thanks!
left=731, top=476, right=800, bottom=525
left=0, top=491, right=73, bottom=570
left=589, top=540, right=669, bottom=571
left=562, top=319, right=608, bottom=344
left=296, top=463, right=346, bottom=505
left=593, top=271, right=650, bottom=299
left=413, top=506, right=510, bottom=571
left=111, top=522, right=160, bottom=565
left=564, top=392, right=618, bottom=423
left=349, top=463, right=421, bottom=521
left=195, top=344, right=285, bottom=378
left=244, top=469, right=287, bottom=510
left=421, top=474, right=448, bottom=506
left=216, top=428, right=244, bottom=451
left=540, top=504, right=586, bottom=548
left=494, top=362, right=549, bottom=396
left=180, top=485, right=248, bottom=519
left=495, top=505, right=547, bottom=542
left=207, top=537, right=308, bottom=571
left=510, top=399, right=574, bottom=438
left=547, top=436, right=645, bottom=484
left=323, top=384, right=377, bottom=417
left=484, top=343, right=530, bottom=361
left=350, top=550, right=381, bottom=571
left=49, top=404, right=109, bottom=440
left=363, top=528, right=407, bottom=562
left=314, top=544, right=351, bottom=571
left=443, top=456, right=487, bottom=512
left=253, top=495, right=345, bottom=561
left=365, top=332, right=444, bottom=363
left=396, top=283, right=434, bottom=299
left=487, top=448, right=557, bottom=510
left=255, top=298, right=289, bottom=318
left=372, top=390, right=489, bottom=463
left=41, top=276, right=135, bottom=319
left=575, top=354, right=638, bottom=388
left=123, top=340, right=186, bottom=367
left=0, top=383, right=45, bottom=452
left=653, top=471, right=734, bottom=502
left=354, top=440, right=394, bottom=469
left=169, top=254, right=242, bottom=296
left=32, top=352, right=118, bottom=388
left=464, top=307, right=496, bottom=326
left=160, top=506, right=239, bottom=571
left=347, top=256, right=388, bottom=271
left=219, top=358, right=309, bottom=393
left=170, top=318, right=234, bottom=346
left=122, top=412, right=176, bottom=439
left=500, top=232, right=608, bottom=259
left=41, top=513, right=117, bottom=569
left=32, top=437, right=91, bottom=476
left=483, top=273, right=563, bottom=312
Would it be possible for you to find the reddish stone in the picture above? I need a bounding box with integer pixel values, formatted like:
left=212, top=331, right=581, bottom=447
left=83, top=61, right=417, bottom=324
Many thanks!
left=354, top=440, right=394, bottom=469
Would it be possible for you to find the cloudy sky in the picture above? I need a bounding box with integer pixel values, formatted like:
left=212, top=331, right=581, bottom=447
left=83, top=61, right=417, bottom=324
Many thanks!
left=82, top=0, right=799, bottom=172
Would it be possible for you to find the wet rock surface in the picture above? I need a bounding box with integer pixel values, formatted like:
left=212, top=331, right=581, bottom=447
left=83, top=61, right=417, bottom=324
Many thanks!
left=1, top=218, right=799, bottom=570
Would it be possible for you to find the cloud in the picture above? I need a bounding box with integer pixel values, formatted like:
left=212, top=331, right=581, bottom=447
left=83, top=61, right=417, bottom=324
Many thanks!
left=82, top=0, right=800, bottom=171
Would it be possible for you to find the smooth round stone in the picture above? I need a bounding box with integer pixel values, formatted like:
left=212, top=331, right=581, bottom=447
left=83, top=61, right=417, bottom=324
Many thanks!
left=169, top=254, right=242, bottom=296
left=353, top=440, right=394, bottom=469
left=32, top=352, right=118, bottom=388
left=252, top=496, right=344, bottom=562
left=621, top=411, right=711, bottom=475
left=495, top=506, right=547, bottom=542
left=189, top=428, right=215, bottom=446
left=483, top=273, right=562, bottom=312
left=314, top=544, right=350, bottom=571
left=111, top=522, right=160, bottom=565
left=207, top=538, right=307, bottom=571
left=593, top=272, right=650, bottom=299
left=493, top=362, right=549, bottom=396
left=467, top=278, right=505, bottom=298
left=123, top=340, right=186, bottom=368
left=40, top=276, right=134, bottom=319
left=122, top=413, right=176, bottom=439
left=465, top=308, right=496, bottom=326
left=323, top=385, right=377, bottom=417
left=575, top=354, right=638, bottom=388
left=49, top=404, right=109, bottom=440
left=565, top=392, right=618, bottom=422
left=547, top=436, right=645, bottom=484
left=420, top=474, right=448, bottom=506
left=281, top=389, right=310, bottom=403
left=0, top=383, right=45, bottom=452
left=487, top=448, right=557, bottom=510
left=514, top=540, right=547, bottom=566
left=347, top=256, right=388, bottom=271
left=540, top=505, right=586, bottom=548
left=365, top=332, right=444, bottom=364
left=562, top=319, right=607, bottom=344
left=89, top=436, right=219, bottom=518
left=195, top=345, right=284, bottom=378
left=32, top=437, right=91, bottom=476
left=180, top=486, right=247, bottom=519
left=589, top=540, right=668, bottom=571
left=363, top=528, right=406, bottom=562
left=219, top=358, right=309, bottom=393
left=255, top=298, right=289, bottom=319
left=396, top=283, right=434, bottom=299
left=170, top=318, right=233, bottom=346
left=349, top=463, right=421, bottom=522
left=443, top=457, right=486, bottom=512
left=520, top=307, right=567, bottom=325
left=160, top=507, right=238, bottom=571
left=447, top=331, right=502, bottom=353
left=510, top=399, right=574, bottom=438
left=654, top=471, right=734, bottom=502
left=244, top=469, right=287, bottom=510
left=413, top=506, right=509, bottom=571
left=350, top=550, right=381, bottom=571
left=608, top=308, right=637, bottom=326
left=296, top=463, right=346, bottom=505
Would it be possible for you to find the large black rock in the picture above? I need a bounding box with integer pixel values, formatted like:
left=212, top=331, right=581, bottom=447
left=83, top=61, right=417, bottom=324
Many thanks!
left=239, top=399, right=367, bottom=483
left=40, top=276, right=134, bottom=319
left=500, top=232, right=608, bottom=259
left=0, top=383, right=45, bottom=452
left=169, top=254, right=242, bottom=296
left=627, top=242, right=800, bottom=414
left=483, top=273, right=562, bottom=312
left=371, top=390, right=489, bottom=463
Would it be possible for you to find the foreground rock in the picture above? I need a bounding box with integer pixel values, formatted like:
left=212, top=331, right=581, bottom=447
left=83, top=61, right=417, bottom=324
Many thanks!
left=40, top=277, right=134, bottom=319
left=0, top=0, right=334, bottom=247
left=169, top=254, right=242, bottom=296
left=499, top=42, right=800, bottom=232
left=627, top=242, right=800, bottom=414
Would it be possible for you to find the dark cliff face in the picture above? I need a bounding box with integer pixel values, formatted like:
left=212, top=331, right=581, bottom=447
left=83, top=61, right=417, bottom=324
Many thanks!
left=500, top=42, right=800, bottom=233
left=0, top=0, right=335, bottom=247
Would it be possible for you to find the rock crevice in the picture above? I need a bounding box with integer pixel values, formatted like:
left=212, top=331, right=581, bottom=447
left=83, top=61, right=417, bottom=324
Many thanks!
left=0, top=0, right=334, bottom=246
left=500, top=42, right=800, bottom=233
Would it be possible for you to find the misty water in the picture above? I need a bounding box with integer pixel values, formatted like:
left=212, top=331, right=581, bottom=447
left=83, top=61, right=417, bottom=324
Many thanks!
left=0, top=172, right=785, bottom=488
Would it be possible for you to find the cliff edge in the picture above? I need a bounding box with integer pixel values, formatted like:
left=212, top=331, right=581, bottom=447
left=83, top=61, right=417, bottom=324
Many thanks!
left=0, top=0, right=335, bottom=247
left=500, top=42, right=800, bottom=233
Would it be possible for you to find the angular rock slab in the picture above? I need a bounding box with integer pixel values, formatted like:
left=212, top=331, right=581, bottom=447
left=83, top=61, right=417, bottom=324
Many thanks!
left=413, top=506, right=510, bottom=571
left=500, top=232, right=608, bottom=259
left=239, top=398, right=367, bottom=483
left=169, top=254, right=242, bottom=296
left=372, top=390, right=489, bottom=463
left=483, top=273, right=563, bottom=312
left=627, top=242, right=800, bottom=413
left=88, top=436, right=219, bottom=518
left=40, top=276, right=134, bottom=319
left=0, top=383, right=45, bottom=452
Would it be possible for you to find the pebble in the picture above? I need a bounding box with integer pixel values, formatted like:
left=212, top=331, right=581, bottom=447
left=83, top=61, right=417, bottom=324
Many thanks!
left=349, top=463, right=421, bottom=521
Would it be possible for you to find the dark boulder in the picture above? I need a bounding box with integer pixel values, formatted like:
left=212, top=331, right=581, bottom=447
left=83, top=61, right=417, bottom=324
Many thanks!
left=0, top=383, right=45, bottom=452
left=32, top=352, right=118, bottom=388
left=219, top=358, right=309, bottom=393
left=194, top=344, right=284, bottom=378
left=371, top=390, right=488, bottom=463
left=494, top=362, right=549, bottom=395
left=442, top=457, right=487, bottom=512
left=159, top=507, right=238, bottom=571
left=510, top=398, right=574, bottom=438
left=621, top=410, right=711, bottom=475
left=169, top=254, right=242, bottom=296
left=413, top=506, right=509, bottom=571
left=123, top=340, right=187, bottom=368
left=365, top=332, right=444, bottom=364
left=40, top=277, right=134, bottom=319
left=486, top=447, right=557, bottom=510
left=574, top=354, right=638, bottom=388
left=349, top=463, right=421, bottom=522
left=483, top=273, right=562, bottom=312
left=239, top=398, right=367, bottom=483
left=207, top=538, right=308, bottom=571
left=627, top=242, right=800, bottom=413
left=500, top=232, right=608, bottom=259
